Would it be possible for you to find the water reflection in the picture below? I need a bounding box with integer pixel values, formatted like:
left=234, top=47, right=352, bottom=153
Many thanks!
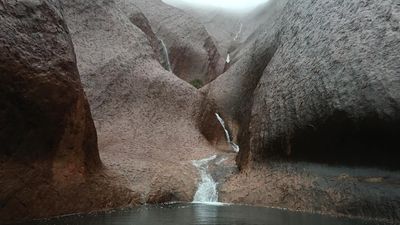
left=193, top=204, right=218, bottom=224
left=14, top=203, right=389, bottom=225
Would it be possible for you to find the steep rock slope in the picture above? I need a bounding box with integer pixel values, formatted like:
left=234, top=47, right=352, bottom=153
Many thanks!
left=203, top=0, right=400, bottom=222
left=201, top=0, right=285, bottom=166
left=0, top=1, right=136, bottom=223
left=204, top=0, right=400, bottom=171
left=162, top=4, right=242, bottom=56
left=114, top=0, right=171, bottom=71
left=249, top=0, right=400, bottom=168
left=61, top=0, right=218, bottom=203
left=165, top=0, right=288, bottom=62
left=133, top=0, right=225, bottom=86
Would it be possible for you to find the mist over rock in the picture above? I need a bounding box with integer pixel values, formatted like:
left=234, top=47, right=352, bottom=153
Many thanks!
left=166, top=5, right=243, bottom=56
left=165, top=0, right=287, bottom=62
left=133, top=0, right=225, bottom=86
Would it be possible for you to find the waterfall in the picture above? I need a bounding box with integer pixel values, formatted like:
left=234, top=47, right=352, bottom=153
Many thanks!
left=226, top=53, right=231, bottom=64
left=160, top=39, right=172, bottom=71
left=192, top=155, right=218, bottom=203
left=233, top=23, right=243, bottom=41
left=215, top=113, right=240, bottom=153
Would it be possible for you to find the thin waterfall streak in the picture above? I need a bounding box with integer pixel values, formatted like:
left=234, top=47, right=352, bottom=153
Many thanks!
left=160, top=39, right=172, bottom=71
left=216, top=113, right=231, bottom=143
left=234, top=23, right=243, bottom=41
left=215, top=113, right=240, bottom=153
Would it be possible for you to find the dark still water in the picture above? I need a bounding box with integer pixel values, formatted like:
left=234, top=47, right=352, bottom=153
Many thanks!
left=19, top=203, right=387, bottom=225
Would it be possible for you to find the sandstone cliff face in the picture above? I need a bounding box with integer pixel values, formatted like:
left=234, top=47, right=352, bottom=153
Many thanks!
left=205, top=0, right=400, bottom=170
left=0, top=0, right=100, bottom=172
left=114, top=0, right=171, bottom=71
left=203, top=0, right=400, bottom=221
left=0, top=0, right=85, bottom=221
left=201, top=0, right=286, bottom=167
left=0, top=1, right=138, bottom=223
left=166, top=0, right=288, bottom=63
left=2, top=0, right=400, bottom=223
left=248, top=0, right=400, bottom=169
left=133, top=0, right=225, bottom=86
left=61, top=0, right=218, bottom=204
left=163, top=4, right=242, bottom=57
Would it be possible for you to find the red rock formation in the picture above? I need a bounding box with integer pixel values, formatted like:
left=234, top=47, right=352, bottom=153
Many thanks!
left=0, top=1, right=137, bottom=223
left=115, top=0, right=171, bottom=71
left=248, top=0, right=400, bottom=169
left=2, top=0, right=399, bottom=223
left=0, top=0, right=99, bottom=183
left=133, top=0, right=225, bottom=86
left=205, top=0, right=400, bottom=222
left=60, top=0, right=218, bottom=206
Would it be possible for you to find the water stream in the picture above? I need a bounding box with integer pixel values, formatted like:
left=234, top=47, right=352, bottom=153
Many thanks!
left=233, top=23, right=243, bottom=41
left=215, top=113, right=239, bottom=153
left=226, top=53, right=231, bottom=64
left=160, top=39, right=172, bottom=71
left=192, top=155, right=218, bottom=203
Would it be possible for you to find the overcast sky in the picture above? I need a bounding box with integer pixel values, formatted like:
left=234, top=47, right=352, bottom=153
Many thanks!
left=163, top=0, right=270, bottom=12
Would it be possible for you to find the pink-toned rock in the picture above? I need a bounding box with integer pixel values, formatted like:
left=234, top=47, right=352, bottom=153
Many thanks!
left=0, top=0, right=138, bottom=223
left=133, top=0, right=225, bottom=86
left=60, top=0, right=219, bottom=206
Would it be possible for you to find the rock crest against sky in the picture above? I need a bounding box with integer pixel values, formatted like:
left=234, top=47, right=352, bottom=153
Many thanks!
left=163, top=0, right=271, bottom=12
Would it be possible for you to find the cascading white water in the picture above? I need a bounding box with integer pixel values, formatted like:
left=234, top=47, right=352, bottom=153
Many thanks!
left=192, top=155, right=218, bottom=203
left=160, top=39, right=172, bottom=71
left=226, top=53, right=231, bottom=64
left=215, top=113, right=240, bottom=153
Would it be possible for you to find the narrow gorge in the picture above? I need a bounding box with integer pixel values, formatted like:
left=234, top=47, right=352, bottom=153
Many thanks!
left=1, top=0, right=399, bottom=224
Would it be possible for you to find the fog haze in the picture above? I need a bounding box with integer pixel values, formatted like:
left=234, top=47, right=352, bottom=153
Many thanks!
left=162, top=0, right=271, bottom=13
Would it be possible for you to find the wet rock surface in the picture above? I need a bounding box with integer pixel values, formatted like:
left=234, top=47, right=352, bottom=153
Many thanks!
left=247, top=0, right=400, bottom=169
left=0, top=0, right=99, bottom=171
left=60, top=0, right=218, bottom=208
left=133, top=0, right=225, bottom=86
left=166, top=0, right=287, bottom=60
left=203, top=0, right=400, bottom=222
left=0, top=0, right=137, bottom=223
left=114, top=0, right=171, bottom=71
left=220, top=162, right=400, bottom=223
left=1, top=0, right=400, bottom=223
